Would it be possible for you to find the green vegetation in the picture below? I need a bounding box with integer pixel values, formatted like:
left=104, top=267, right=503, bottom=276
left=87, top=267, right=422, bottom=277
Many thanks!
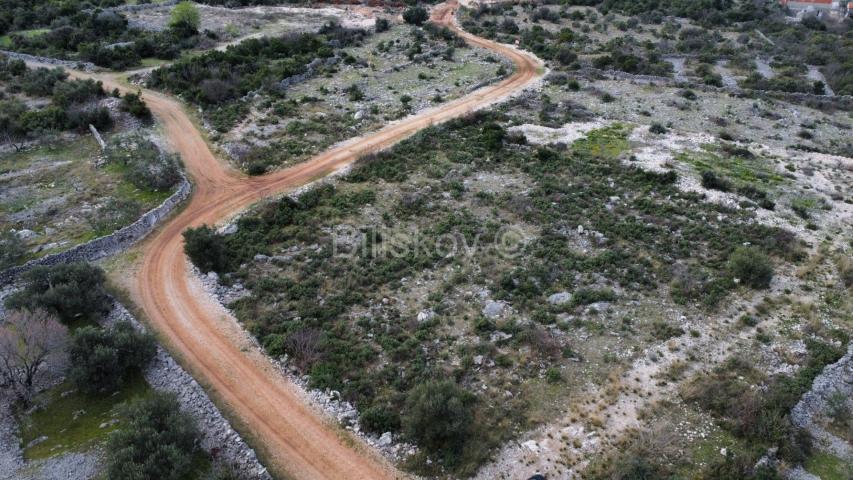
left=106, top=392, right=202, bottom=480
left=147, top=24, right=367, bottom=131
left=183, top=225, right=229, bottom=274
left=402, top=380, right=475, bottom=466
left=169, top=1, right=201, bottom=38
left=18, top=374, right=152, bottom=460
left=461, top=0, right=852, bottom=95
left=0, top=229, right=26, bottom=268
left=1, top=57, right=110, bottom=149
left=403, top=6, right=429, bottom=26
left=196, top=111, right=804, bottom=475
left=69, top=321, right=156, bottom=394
left=105, top=134, right=182, bottom=192
left=728, top=246, right=774, bottom=289
left=5, top=263, right=112, bottom=324
left=120, top=90, right=152, bottom=120
left=0, top=0, right=200, bottom=69
left=804, top=451, right=853, bottom=480
left=680, top=341, right=846, bottom=478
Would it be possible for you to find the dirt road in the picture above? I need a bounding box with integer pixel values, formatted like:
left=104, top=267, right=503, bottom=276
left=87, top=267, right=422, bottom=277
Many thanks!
left=75, top=3, right=542, bottom=478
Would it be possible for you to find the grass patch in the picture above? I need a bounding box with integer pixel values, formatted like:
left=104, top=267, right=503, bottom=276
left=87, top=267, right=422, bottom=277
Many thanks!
left=678, top=149, right=786, bottom=187
left=17, top=373, right=153, bottom=460
left=804, top=451, right=853, bottom=480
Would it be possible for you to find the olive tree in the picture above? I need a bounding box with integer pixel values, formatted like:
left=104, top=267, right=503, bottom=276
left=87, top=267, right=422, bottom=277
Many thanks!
left=69, top=321, right=156, bottom=394
left=4, top=262, right=112, bottom=324
left=106, top=392, right=200, bottom=480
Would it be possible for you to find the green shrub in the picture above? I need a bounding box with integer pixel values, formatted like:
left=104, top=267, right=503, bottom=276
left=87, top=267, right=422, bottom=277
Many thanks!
left=403, top=380, right=475, bottom=463
left=120, top=91, right=152, bottom=120
left=728, top=246, right=773, bottom=289
left=403, top=6, right=429, bottom=26
left=701, top=171, right=732, bottom=191
left=105, top=135, right=181, bottom=192
left=68, top=321, right=156, bottom=394
left=375, top=18, right=390, bottom=33
left=169, top=1, right=200, bottom=38
left=649, top=122, right=667, bottom=134
left=361, top=404, right=402, bottom=434
left=51, top=78, right=103, bottom=107
left=106, top=392, right=200, bottom=480
left=183, top=225, right=228, bottom=273
left=0, top=230, right=26, bottom=269
left=545, top=367, right=562, bottom=383
left=5, top=263, right=111, bottom=324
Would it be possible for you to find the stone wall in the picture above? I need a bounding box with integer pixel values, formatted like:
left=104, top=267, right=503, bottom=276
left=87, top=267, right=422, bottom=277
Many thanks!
left=106, top=302, right=272, bottom=479
left=0, top=50, right=96, bottom=72
left=0, top=177, right=191, bottom=286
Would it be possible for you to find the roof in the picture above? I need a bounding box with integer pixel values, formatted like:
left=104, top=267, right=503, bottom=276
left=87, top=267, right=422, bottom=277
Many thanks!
left=780, top=0, right=834, bottom=4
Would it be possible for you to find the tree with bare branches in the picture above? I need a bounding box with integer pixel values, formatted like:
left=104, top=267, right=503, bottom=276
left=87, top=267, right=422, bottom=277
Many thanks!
left=0, top=309, right=68, bottom=402
left=285, top=328, right=322, bottom=371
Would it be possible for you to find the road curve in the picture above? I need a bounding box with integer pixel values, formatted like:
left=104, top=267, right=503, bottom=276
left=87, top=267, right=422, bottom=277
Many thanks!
left=101, top=3, right=541, bottom=479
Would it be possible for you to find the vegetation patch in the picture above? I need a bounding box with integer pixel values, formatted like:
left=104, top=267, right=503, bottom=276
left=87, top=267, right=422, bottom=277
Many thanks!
left=191, top=109, right=804, bottom=475
left=17, top=374, right=152, bottom=460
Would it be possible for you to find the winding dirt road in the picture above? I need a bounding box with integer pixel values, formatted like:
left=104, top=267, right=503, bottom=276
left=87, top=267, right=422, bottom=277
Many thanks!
left=86, top=3, right=541, bottom=478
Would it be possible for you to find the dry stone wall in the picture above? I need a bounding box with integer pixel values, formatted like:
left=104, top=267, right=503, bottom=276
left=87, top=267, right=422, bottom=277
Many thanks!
left=0, top=176, right=191, bottom=286
left=0, top=50, right=96, bottom=72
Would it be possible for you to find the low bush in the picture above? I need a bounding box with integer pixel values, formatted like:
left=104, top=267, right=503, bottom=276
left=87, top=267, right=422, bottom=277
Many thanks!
left=106, top=392, right=200, bottom=480
left=68, top=321, right=156, bottom=394
left=0, top=230, right=26, bottom=268
left=105, top=135, right=181, bottom=192
left=403, top=380, right=476, bottom=464
left=728, top=246, right=773, bottom=289
left=120, top=91, right=152, bottom=120
left=360, top=404, right=402, bottom=434
left=403, top=6, right=429, bottom=26
left=183, top=224, right=228, bottom=273
left=649, top=122, right=667, bottom=134
left=5, top=262, right=111, bottom=324
left=701, top=170, right=732, bottom=191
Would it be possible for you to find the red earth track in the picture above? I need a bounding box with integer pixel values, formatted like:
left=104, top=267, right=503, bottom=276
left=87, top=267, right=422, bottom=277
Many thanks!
left=63, top=3, right=542, bottom=478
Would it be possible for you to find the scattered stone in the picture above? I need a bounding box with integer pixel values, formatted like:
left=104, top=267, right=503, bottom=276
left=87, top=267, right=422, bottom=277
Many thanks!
left=417, top=309, right=435, bottom=323
left=482, top=300, right=506, bottom=319
left=547, top=292, right=572, bottom=305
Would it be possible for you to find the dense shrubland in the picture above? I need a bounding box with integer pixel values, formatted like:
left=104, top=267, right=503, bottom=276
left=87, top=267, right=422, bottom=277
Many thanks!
left=69, top=321, right=156, bottom=394
left=0, top=0, right=203, bottom=69
left=184, top=111, right=804, bottom=475
left=0, top=56, right=112, bottom=149
left=2, top=261, right=194, bottom=475
left=106, top=392, right=202, bottom=480
left=461, top=0, right=852, bottom=95
left=5, top=262, right=112, bottom=324
left=147, top=23, right=368, bottom=132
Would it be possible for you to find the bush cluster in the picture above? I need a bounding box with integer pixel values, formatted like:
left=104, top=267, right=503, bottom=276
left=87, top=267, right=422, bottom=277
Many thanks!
left=1, top=0, right=201, bottom=69
left=0, top=59, right=111, bottom=146
left=5, top=262, right=112, bottom=324
left=69, top=321, right=156, bottom=394
left=105, top=135, right=182, bottom=192
left=106, top=392, right=200, bottom=480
